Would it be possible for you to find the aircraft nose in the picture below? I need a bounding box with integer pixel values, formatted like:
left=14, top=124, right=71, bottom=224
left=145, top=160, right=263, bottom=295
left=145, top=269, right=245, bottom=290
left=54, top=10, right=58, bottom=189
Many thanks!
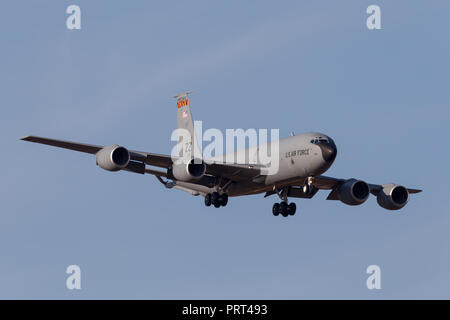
left=318, top=139, right=337, bottom=163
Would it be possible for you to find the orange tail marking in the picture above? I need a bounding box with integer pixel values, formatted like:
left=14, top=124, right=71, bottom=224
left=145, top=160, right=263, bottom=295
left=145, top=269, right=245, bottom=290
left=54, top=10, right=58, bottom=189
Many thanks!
left=177, top=99, right=189, bottom=108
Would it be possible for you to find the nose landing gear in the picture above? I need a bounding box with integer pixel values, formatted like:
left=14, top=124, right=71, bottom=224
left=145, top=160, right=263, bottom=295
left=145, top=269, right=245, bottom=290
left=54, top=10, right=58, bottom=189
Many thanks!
left=302, top=176, right=314, bottom=196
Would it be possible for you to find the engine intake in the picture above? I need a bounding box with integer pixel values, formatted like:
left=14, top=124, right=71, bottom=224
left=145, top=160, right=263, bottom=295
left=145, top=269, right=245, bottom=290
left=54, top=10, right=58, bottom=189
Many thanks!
left=377, top=184, right=409, bottom=210
left=96, top=145, right=130, bottom=171
left=171, top=158, right=206, bottom=181
left=337, top=179, right=370, bottom=206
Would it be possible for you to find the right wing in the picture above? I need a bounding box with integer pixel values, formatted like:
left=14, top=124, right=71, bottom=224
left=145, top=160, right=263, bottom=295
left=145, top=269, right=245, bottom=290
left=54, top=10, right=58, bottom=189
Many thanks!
left=21, top=135, right=102, bottom=154
left=204, top=161, right=263, bottom=181
left=21, top=135, right=172, bottom=168
left=21, top=135, right=264, bottom=183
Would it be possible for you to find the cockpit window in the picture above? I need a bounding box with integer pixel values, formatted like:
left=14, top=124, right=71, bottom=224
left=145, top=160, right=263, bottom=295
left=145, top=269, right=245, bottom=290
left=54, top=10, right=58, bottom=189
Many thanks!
left=311, top=138, right=329, bottom=144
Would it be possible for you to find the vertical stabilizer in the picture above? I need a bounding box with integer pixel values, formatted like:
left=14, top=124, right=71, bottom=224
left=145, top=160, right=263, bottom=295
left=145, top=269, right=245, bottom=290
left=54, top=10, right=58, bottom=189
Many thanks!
left=174, top=91, right=201, bottom=160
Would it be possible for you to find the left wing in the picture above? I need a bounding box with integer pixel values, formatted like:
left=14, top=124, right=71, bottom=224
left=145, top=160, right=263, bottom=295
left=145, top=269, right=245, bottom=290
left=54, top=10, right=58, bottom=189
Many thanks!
left=310, top=175, right=422, bottom=199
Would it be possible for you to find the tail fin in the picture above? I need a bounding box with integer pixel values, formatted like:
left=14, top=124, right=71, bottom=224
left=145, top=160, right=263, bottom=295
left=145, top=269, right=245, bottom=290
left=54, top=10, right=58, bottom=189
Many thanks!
left=174, top=91, right=201, bottom=160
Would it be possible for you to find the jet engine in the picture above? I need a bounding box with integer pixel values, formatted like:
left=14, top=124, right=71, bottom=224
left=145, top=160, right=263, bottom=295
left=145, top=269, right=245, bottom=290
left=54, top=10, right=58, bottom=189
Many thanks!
left=171, top=158, right=206, bottom=181
left=96, top=145, right=130, bottom=172
left=337, top=179, right=370, bottom=206
left=376, top=183, right=409, bottom=210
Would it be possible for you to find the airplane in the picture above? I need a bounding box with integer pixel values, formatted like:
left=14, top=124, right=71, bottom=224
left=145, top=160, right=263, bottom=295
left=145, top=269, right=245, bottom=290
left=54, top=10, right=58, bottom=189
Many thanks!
left=21, top=92, right=421, bottom=217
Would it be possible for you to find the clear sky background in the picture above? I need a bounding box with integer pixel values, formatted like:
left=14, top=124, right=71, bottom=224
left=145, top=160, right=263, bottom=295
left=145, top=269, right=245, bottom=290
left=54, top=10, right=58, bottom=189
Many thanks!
left=0, top=0, right=449, bottom=299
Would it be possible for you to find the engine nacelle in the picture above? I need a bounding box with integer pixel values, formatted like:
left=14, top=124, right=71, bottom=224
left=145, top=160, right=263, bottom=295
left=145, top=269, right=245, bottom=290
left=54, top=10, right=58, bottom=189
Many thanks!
left=171, top=158, right=206, bottom=181
left=377, top=183, right=409, bottom=210
left=96, top=145, right=130, bottom=172
left=337, top=179, right=370, bottom=206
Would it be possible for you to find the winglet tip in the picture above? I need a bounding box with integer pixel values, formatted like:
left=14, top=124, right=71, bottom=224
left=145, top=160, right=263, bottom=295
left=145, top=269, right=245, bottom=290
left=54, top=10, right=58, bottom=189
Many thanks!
left=20, top=135, right=31, bottom=141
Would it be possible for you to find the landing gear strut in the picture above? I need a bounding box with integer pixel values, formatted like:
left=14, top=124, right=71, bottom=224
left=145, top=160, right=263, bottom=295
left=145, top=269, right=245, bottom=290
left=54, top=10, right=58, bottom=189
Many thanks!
left=302, top=176, right=314, bottom=196
left=205, top=192, right=228, bottom=208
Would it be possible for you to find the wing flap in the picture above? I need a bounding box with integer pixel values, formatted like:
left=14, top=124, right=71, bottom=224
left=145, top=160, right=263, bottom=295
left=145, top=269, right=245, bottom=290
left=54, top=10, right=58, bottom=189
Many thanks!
left=205, top=162, right=263, bottom=182
left=311, top=175, right=344, bottom=190
left=142, top=153, right=174, bottom=168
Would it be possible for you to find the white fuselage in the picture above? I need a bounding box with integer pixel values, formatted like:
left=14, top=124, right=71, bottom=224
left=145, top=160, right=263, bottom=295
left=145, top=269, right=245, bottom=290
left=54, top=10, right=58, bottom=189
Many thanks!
left=177, top=132, right=337, bottom=197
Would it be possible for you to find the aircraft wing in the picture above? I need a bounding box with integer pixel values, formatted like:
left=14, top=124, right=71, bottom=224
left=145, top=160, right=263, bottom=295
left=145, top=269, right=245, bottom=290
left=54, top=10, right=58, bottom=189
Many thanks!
left=21, top=135, right=103, bottom=154
left=204, top=161, right=263, bottom=181
left=21, top=135, right=172, bottom=168
left=21, top=135, right=263, bottom=182
left=311, top=175, right=422, bottom=200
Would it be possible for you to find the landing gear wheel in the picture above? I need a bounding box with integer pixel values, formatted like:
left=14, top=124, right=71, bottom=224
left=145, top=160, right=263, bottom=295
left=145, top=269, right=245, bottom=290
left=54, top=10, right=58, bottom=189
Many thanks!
left=219, top=194, right=228, bottom=207
left=205, top=193, right=212, bottom=207
left=280, top=202, right=289, bottom=217
left=288, top=202, right=296, bottom=215
left=211, top=192, right=220, bottom=208
left=272, top=203, right=280, bottom=216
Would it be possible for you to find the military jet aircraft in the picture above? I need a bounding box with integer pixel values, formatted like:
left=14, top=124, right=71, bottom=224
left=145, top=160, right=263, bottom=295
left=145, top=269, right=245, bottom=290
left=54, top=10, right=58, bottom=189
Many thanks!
left=21, top=92, right=421, bottom=217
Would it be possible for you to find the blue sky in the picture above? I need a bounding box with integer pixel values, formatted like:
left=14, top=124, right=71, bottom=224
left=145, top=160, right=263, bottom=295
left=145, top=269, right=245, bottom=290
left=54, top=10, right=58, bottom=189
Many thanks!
left=0, top=0, right=449, bottom=299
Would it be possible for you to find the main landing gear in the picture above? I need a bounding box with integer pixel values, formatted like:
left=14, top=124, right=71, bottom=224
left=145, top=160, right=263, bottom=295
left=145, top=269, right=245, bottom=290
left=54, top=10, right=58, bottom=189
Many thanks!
left=205, top=192, right=228, bottom=208
left=272, top=201, right=296, bottom=217
left=272, top=186, right=297, bottom=217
